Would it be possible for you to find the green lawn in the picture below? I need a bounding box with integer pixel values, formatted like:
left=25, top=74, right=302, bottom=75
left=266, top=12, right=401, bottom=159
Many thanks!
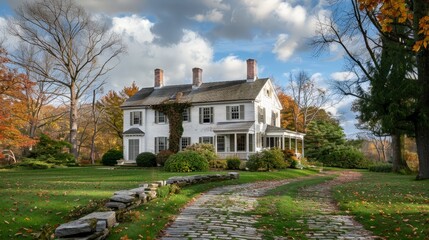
left=333, top=171, right=429, bottom=240
left=0, top=167, right=318, bottom=239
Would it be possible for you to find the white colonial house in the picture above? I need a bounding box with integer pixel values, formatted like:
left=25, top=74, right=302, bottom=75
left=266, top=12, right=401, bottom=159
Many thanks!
left=121, top=59, right=305, bottom=162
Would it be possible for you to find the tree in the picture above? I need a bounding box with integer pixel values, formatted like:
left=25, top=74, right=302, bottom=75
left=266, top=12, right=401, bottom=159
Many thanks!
left=11, top=44, right=66, bottom=139
left=277, top=89, right=298, bottom=130
left=98, top=82, right=139, bottom=143
left=0, top=49, right=36, bottom=161
left=305, top=118, right=346, bottom=162
left=286, top=71, right=330, bottom=133
left=9, top=0, right=125, bottom=160
left=313, top=0, right=427, bottom=176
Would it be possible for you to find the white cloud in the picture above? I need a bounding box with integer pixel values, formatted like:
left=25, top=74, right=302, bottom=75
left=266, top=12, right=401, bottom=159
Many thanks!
left=330, top=71, right=357, bottom=81
left=275, top=2, right=306, bottom=27
left=192, top=9, right=224, bottom=23
left=111, top=15, right=155, bottom=43
left=272, top=34, right=298, bottom=61
left=106, top=16, right=248, bottom=90
left=242, top=0, right=281, bottom=21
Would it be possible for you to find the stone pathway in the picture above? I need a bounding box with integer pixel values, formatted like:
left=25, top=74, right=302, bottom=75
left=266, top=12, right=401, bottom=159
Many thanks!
left=159, top=172, right=377, bottom=240
left=160, top=179, right=298, bottom=240
left=296, top=171, right=377, bottom=240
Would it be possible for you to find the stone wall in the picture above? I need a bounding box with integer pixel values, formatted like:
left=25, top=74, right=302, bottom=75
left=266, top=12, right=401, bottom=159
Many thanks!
left=54, top=172, right=239, bottom=239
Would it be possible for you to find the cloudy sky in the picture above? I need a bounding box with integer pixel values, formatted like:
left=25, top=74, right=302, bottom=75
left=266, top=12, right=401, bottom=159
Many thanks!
left=0, top=0, right=360, bottom=137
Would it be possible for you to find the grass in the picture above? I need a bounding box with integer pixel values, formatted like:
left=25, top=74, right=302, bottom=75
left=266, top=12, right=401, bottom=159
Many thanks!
left=252, top=174, right=336, bottom=239
left=0, top=166, right=318, bottom=239
left=333, top=171, right=429, bottom=240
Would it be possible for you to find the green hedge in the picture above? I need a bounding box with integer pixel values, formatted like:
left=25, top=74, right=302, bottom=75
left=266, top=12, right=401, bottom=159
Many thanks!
left=164, top=151, right=209, bottom=172
left=136, top=152, right=157, bottom=167
left=101, top=149, right=123, bottom=166
left=368, top=164, right=393, bottom=172
left=226, top=157, right=241, bottom=170
left=209, top=159, right=227, bottom=169
left=185, top=143, right=217, bottom=162
left=247, top=148, right=285, bottom=171
left=319, top=146, right=369, bottom=169
left=156, top=150, right=174, bottom=167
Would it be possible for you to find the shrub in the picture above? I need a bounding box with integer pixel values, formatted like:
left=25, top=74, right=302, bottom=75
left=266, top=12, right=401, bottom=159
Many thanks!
left=101, top=149, right=123, bottom=166
left=29, top=133, right=75, bottom=164
left=164, top=151, right=209, bottom=172
left=185, top=143, right=217, bottom=162
left=226, top=157, right=241, bottom=170
left=319, top=146, right=369, bottom=169
left=156, top=150, right=174, bottom=167
left=368, top=164, right=393, bottom=172
left=282, top=149, right=295, bottom=168
left=136, top=152, right=157, bottom=167
left=18, top=159, right=54, bottom=169
left=209, top=159, right=227, bottom=169
left=247, top=148, right=285, bottom=171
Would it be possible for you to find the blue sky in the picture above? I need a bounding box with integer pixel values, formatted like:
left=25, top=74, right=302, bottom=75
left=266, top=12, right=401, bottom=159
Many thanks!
left=0, top=0, right=360, bottom=137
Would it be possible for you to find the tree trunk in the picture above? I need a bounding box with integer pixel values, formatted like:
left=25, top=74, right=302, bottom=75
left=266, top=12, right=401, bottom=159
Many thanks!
left=90, top=90, right=97, bottom=165
left=70, top=84, right=79, bottom=161
left=391, top=134, right=410, bottom=172
left=414, top=0, right=429, bottom=180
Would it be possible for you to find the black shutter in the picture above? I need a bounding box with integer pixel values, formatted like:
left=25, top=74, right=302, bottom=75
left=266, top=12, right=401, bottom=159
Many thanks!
left=239, top=105, right=244, bottom=120
left=130, top=112, right=133, bottom=125
left=226, top=106, right=231, bottom=120
left=139, top=112, right=142, bottom=125
left=210, top=107, right=214, bottom=123
left=199, top=108, right=202, bottom=123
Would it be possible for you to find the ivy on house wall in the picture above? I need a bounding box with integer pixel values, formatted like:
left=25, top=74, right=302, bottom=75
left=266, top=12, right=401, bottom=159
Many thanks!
left=152, top=102, right=191, bottom=153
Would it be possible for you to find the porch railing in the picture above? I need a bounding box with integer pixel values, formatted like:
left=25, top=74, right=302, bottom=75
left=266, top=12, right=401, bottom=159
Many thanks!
left=217, top=152, right=250, bottom=160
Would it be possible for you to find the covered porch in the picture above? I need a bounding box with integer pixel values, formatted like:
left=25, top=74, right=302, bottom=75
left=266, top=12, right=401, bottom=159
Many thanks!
left=264, top=125, right=305, bottom=158
left=213, top=122, right=256, bottom=159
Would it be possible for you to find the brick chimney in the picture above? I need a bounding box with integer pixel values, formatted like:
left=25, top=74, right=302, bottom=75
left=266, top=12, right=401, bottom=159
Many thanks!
left=192, top=67, right=202, bottom=89
left=246, top=59, right=257, bottom=81
left=154, top=68, right=164, bottom=89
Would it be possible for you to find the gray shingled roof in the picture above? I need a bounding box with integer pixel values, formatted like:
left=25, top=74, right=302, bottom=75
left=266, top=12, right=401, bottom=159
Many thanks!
left=123, top=128, right=145, bottom=135
left=121, top=78, right=269, bottom=108
left=213, top=121, right=255, bottom=132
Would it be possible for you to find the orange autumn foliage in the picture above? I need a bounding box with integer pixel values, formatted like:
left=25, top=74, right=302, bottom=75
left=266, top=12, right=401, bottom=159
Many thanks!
left=0, top=49, right=36, bottom=158
left=358, top=0, right=429, bottom=51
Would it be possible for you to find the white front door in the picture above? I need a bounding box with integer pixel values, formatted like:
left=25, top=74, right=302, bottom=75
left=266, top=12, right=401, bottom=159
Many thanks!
left=128, top=139, right=140, bottom=161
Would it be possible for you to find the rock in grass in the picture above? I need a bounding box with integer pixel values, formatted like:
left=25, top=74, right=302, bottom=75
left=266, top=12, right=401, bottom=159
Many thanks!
left=113, top=190, right=136, bottom=196
left=79, top=211, right=116, bottom=228
left=105, top=202, right=126, bottom=210
left=110, top=194, right=135, bottom=203
left=55, top=219, right=96, bottom=238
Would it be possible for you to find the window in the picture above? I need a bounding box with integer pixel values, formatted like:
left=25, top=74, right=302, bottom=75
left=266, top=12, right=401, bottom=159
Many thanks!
left=271, top=111, right=278, bottom=126
left=199, top=107, right=213, bottom=124
left=155, top=111, right=167, bottom=124
left=180, top=137, right=191, bottom=150
left=217, top=136, right=225, bottom=152
left=182, top=108, right=191, bottom=122
left=128, top=139, right=139, bottom=160
left=226, top=105, right=244, bottom=120
left=199, top=136, right=214, bottom=144
left=155, top=137, right=168, bottom=153
left=130, top=111, right=142, bottom=126
left=258, top=107, right=265, bottom=123
left=237, top=134, right=246, bottom=151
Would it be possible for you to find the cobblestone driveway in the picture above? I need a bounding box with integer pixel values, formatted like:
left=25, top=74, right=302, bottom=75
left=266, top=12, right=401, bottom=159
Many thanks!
left=160, top=172, right=376, bottom=240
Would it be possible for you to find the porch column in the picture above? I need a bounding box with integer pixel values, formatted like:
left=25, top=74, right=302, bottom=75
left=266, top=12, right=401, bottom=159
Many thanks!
left=246, top=133, right=249, bottom=152
left=295, top=138, right=298, bottom=153
left=302, top=137, right=305, bottom=157
left=234, top=133, right=237, bottom=153
left=214, top=134, right=218, bottom=154
left=282, top=136, right=285, bottom=150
